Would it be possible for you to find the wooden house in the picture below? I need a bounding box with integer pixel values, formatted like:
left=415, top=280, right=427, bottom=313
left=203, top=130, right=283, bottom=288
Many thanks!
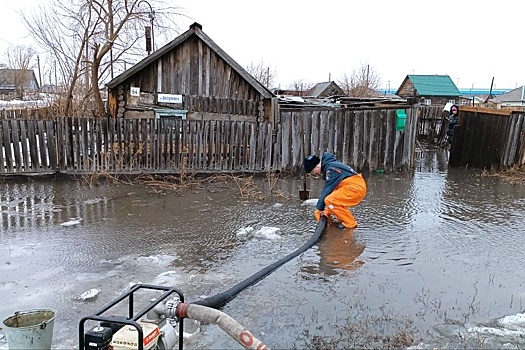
left=395, top=74, right=461, bottom=106
left=106, top=22, right=277, bottom=122
left=304, top=81, right=346, bottom=98
left=0, top=69, right=40, bottom=97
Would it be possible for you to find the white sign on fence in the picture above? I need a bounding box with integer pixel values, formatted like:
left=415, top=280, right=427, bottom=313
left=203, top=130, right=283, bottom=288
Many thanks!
left=130, top=87, right=140, bottom=97
left=158, top=94, right=183, bottom=104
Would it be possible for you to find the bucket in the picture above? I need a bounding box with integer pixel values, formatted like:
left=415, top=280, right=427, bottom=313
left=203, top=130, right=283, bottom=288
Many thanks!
left=2, top=309, right=56, bottom=350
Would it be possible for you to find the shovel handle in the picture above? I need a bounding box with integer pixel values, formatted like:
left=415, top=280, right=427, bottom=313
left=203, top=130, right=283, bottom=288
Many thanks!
left=303, top=174, right=308, bottom=190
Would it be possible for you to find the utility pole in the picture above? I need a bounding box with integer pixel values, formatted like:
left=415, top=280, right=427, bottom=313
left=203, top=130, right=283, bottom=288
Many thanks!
left=54, top=60, right=57, bottom=92
left=37, top=55, right=42, bottom=89
left=110, top=47, right=114, bottom=79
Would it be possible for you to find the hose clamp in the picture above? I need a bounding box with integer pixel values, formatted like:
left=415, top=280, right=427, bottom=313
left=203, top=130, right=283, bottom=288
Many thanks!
left=165, top=298, right=180, bottom=327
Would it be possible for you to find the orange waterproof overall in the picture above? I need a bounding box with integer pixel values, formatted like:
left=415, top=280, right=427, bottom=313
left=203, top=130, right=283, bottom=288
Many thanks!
left=324, top=174, right=367, bottom=229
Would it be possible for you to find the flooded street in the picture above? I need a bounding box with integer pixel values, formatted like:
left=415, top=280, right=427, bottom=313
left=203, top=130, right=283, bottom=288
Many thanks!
left=1, top=144, right=525, bottom=349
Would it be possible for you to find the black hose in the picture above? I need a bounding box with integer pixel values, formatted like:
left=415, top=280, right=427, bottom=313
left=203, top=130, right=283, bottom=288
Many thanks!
left=193, top=216, right=328, bottom=309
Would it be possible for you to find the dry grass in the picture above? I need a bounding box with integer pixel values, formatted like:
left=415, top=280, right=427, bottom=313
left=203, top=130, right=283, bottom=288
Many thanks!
left=481, top=165, right=525, bottom=184
left=293, top=301, right=418, bottom=350
left=81, top=170, right=292, bottom=201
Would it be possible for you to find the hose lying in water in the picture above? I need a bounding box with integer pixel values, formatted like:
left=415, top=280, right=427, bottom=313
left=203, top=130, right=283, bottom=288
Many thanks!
left=193, top=216, right=328, bottom=309
left=175, top=302, right=270, bottom=350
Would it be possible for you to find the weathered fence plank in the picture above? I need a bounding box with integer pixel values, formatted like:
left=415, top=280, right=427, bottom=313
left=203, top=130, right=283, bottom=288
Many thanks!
left=280, top=112, right=292, bottom=172
left=335, top=110, right=344, bottom=163
left=0, top=122, right=4, bottom=173
left=291, top=112, right=303, bottom=172
left=2, top=120, right=14, bottom=172
left=254, top=122, right=266, bottom=171
left=19, top=121, right=30, bottom=171
left=11, top=121, right=22, bottom=172
left=249, top=122, right=256, bottom=170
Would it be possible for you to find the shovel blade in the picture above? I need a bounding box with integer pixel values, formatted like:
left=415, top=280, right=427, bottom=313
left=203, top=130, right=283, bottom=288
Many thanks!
left=299, top=190, right=310, bottom=201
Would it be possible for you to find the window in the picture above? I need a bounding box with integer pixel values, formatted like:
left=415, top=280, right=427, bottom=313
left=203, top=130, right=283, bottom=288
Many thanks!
left=424, top=99, right=431, bottom=106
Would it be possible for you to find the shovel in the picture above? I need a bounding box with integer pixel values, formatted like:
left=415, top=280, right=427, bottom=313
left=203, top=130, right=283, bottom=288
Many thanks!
left=299, top=174, right=310, bottom=200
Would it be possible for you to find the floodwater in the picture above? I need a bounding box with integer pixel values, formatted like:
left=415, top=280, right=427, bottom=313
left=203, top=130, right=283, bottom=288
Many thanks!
left=1, top=144, right=525, bottom=349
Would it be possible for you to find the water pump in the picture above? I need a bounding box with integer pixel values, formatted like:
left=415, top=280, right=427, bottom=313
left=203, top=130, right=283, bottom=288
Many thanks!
left=79, top=284, right=184, bottom=350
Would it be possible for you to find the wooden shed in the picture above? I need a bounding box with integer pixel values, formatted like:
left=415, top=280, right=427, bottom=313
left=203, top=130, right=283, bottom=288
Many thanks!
left=106, top=22, right=277, bottom=122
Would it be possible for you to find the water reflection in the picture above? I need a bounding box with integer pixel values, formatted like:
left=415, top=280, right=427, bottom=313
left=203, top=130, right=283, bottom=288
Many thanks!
left=0, top=181, right=118, bottom=232
left=314, top=227, right=365, bottom=275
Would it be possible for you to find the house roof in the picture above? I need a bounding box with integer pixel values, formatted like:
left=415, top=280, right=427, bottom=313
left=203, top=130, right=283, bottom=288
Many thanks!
left=399, top=75, right=460, bottom=96
left=493, top=86, right=525, bottom=102
left=0, top=69, right=39, bottom=90
left=106, top=22, right=274, bottom=99
left=304, top=81, right=345, bottom=98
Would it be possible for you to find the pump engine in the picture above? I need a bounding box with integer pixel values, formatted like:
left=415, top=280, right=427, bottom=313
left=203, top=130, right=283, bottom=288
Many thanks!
left=79, top=284, right=184, bottom=350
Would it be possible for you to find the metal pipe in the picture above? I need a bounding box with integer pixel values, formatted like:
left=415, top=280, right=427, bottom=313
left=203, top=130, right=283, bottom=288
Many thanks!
left=138, top=0, right=155, bottom=52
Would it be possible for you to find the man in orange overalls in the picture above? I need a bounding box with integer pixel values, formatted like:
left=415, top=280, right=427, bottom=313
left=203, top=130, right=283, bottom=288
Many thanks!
left=303, top=152, right=367, bottom=229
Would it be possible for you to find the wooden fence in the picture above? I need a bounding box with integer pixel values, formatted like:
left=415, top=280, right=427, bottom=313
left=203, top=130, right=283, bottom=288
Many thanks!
left=449, top=107, right=525, bottom=169
left=0, top=107, right=418, bottom=176
left=278, top=108, right=417, bottom=173
left=1, top=108, right=50, bottom=119
left=417, top=106, right=445, bottom=142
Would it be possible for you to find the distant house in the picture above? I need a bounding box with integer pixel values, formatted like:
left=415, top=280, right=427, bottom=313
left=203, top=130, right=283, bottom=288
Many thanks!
left=106, top=22, right=276, bottom=121
left=0, top=69, right=40, bottom=97
left=493, top=86, right=525, bottom=109
left=395, top=74, right=463, bottom=106
left=304, top=81, right=346, bottom=98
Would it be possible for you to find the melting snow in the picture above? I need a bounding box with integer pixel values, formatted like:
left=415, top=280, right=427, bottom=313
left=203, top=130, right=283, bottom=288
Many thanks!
left=302, top=198, right=318, bottom=206
left=60, top=218, right=83, bottom=227
left=236, top=227, right=254, bottom=235
left=79, top=288, right=100, bottom=300
left=254, top=226, right=281, bottom=240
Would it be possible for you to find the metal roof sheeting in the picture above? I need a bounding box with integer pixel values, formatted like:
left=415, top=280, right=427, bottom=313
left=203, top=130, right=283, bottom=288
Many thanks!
left=408, top=75, right=461, bottom=96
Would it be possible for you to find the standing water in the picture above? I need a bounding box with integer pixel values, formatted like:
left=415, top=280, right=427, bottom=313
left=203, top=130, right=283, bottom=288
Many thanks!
left=1, top=144, right=525, bottom=349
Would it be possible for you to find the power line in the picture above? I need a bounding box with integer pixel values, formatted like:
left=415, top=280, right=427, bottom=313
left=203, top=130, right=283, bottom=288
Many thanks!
left=0, top=37, right=14, bottom=45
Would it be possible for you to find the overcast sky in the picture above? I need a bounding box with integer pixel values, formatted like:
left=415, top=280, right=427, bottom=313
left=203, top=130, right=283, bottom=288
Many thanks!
left=0, top=0, right=522, bottom=91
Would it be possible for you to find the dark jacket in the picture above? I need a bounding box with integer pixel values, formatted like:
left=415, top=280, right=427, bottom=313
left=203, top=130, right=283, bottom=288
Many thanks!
left=448, top=115, right=458, bottom=129
left=447, top=105, right=459, bottom=138
left=316, top=152, right=358, bottom=211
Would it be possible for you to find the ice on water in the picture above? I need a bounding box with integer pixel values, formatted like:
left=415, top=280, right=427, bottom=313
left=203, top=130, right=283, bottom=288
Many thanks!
left=236, top=226, right=254, bottom=235
left=466, top=312, right=525, bottom=338
left=79, top=288, right=100, bottom=300
left=302, top=198, right=318, bottom=206
left=236, top=225, right=281, bottom=240
left=253, top=226, right=281, bottom=240
left=60, top=218, right=83, bottom=227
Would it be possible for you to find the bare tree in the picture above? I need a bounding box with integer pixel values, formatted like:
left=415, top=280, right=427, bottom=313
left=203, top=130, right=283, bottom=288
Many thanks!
left=22, top=0, right=183, bottom=117
left=286, top=79, right=314, bottom=95
left=245, top=60, right=277, bottom=88
left=338, top=63, right=381, bottom=97
left=3, top=45, right=37, bottom=98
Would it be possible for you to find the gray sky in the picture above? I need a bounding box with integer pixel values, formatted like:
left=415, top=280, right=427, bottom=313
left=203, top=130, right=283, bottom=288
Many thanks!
left=0, top=0, right=522, bottom=90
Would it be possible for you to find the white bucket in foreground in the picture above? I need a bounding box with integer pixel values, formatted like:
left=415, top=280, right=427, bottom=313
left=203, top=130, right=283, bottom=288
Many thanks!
left=2, top=309, right=56, bottom=350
